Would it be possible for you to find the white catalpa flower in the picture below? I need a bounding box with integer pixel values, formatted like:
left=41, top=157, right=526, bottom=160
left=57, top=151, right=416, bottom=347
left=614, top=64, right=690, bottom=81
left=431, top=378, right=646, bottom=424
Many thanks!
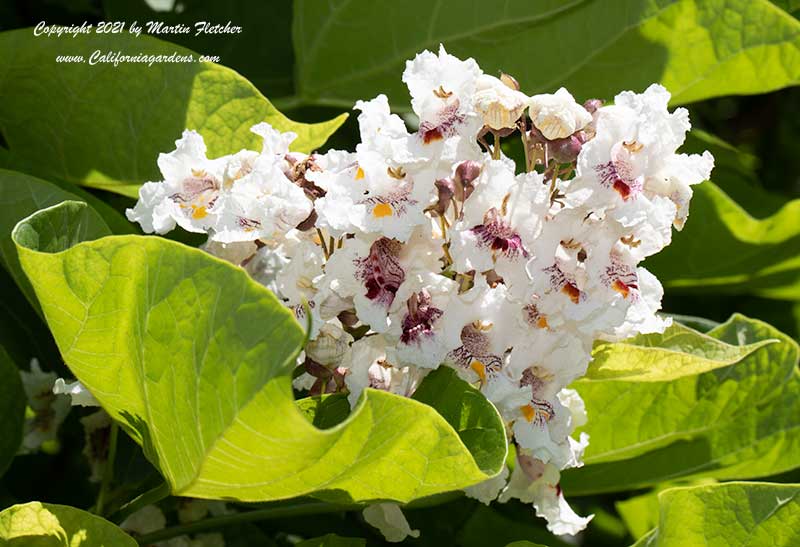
left=499, top=455, right=593, bottom=536
left=305, top=320, right=353, bottom=367
left=323, top=228, right=441, bottom=333
left=363, top=503, right=420, bottom=543
left=388, top=272, right=459, bottom=369
left=19, top=359, right=71, bottom=453
left=341, top=335, right=426, bottom=407
left=507, top=329, right=592, bottom=393
left=464, top=465, right=510, bottom=505
left=127, top=124, right=312, bottom=243
left=569, top=85, right=713, bottom=235
left=473, top=74, right=529, bottom=130
left=512, top=388, right=590, bottom=469
left=403, top=45, right=483, bottom=144
left=312, top=153, right=431, bottom=242
left=212, top=125, right=312, bottom=243
left=127, top=130, right=225, bottom=235
left=451, top=166, right=550, bottom=296
left=121, top=505, right=167, bottom=536
left=441, top=277, right=520, bottom=388
left=528, top=88, right=592, bottom=140
left=354, top=94, right=417, bottom=164
left=80, top=410, right=111, bottom=482
left=53, top=378, right=99, bottom=407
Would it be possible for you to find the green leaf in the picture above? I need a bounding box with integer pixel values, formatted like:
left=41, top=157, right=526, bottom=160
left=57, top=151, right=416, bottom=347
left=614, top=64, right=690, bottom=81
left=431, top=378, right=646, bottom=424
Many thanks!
left=295, top=534, right=366, bottom=547
left=102, top=0, right=295, bottom=97
left=0, top=501, right=137, bottom=546
left=0, top=346, right=25, bottom=478
left=0, top=169, right=112, bottom=311
left=0, top=29, right=346, bottom=198
left=563, top=315, right=800, bottom=494
left=293, top=0, right=800, bottom=109
left=617, top=490, right=662, bottom=541
left=412, top=367, right=507, bottom=472
left=681, top=130, right=786, bottom=218
left=12, top=201, right=505, bottom=503
left=584, top=321, right=774, bottom=382
left=505, top=542, right=550, bottom=547
left=634, top=482, right=800, bottom=546
left=645, top=182, right=800, bottom=300
left=616, top=479, right=716, bottom=540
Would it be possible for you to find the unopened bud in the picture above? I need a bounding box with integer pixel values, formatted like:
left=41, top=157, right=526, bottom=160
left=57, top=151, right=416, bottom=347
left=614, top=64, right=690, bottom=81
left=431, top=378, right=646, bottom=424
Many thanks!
left=337, top=309, right=359, bottom=328
left=454, top=160, right=481, bottom=201
left=549, top=133, right=584, bottom=163
left=582, top=98, right=603, bottom=114
left=430, top=177, right=455, bottom=216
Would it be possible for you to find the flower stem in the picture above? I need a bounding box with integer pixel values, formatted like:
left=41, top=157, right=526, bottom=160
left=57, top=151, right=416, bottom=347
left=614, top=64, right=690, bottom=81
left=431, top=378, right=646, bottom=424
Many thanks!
left=519, top=117, right=531, bottom=172
left=94, top=420, right=119, bottom=516
left=316, top=228, right=330, bottom=259
left=492, top=132, right=501, bottom=160
left=135, top=500, right=357, bottom=545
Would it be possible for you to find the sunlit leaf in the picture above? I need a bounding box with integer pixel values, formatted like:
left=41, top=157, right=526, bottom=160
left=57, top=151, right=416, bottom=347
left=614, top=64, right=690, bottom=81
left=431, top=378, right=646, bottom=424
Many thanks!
left=564, top=315, right=800, bottom=494
left=0, top=501, right=137, bottom=546
left=630, top=482, right=800, bottom=546
left=0, top=169, right=111, bottom=310
left=12, top=201, right=506, bottom=503
left=0, top=29, right=346, bottom=197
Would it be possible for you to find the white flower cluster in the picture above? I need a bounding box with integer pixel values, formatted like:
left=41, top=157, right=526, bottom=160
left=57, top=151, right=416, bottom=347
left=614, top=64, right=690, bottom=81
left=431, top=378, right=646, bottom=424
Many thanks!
left=128, top=45, right=713, bottom=536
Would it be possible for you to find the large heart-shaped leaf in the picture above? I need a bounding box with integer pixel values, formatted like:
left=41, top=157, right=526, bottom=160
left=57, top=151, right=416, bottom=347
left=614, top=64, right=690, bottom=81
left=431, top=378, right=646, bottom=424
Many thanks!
left=630, top=482, right=800, bottom=547
left=0, top=169, right=112, bottom=311
left=563, top=315, right=800, bottom=495
left=0, top=29, right=346, bottom=198
left=12, top=201, right=506, bottom=503
left=293, top=0, right=800, bottom=110
left=0, top=501, right=137, bottom=546
left=583, top=321, right=774, bottom=382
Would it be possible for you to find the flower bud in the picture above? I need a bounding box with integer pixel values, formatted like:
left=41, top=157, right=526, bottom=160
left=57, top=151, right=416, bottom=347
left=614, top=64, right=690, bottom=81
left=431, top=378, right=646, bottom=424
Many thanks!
left=549, top=132, right=585, bottom=164
left=429, top=177, right=455, bottom=216
left=337, top=309, right=359, bottom=328
left=582, top=98, right=603, bottom=114
left=454, top=160, right=481, bottom=201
